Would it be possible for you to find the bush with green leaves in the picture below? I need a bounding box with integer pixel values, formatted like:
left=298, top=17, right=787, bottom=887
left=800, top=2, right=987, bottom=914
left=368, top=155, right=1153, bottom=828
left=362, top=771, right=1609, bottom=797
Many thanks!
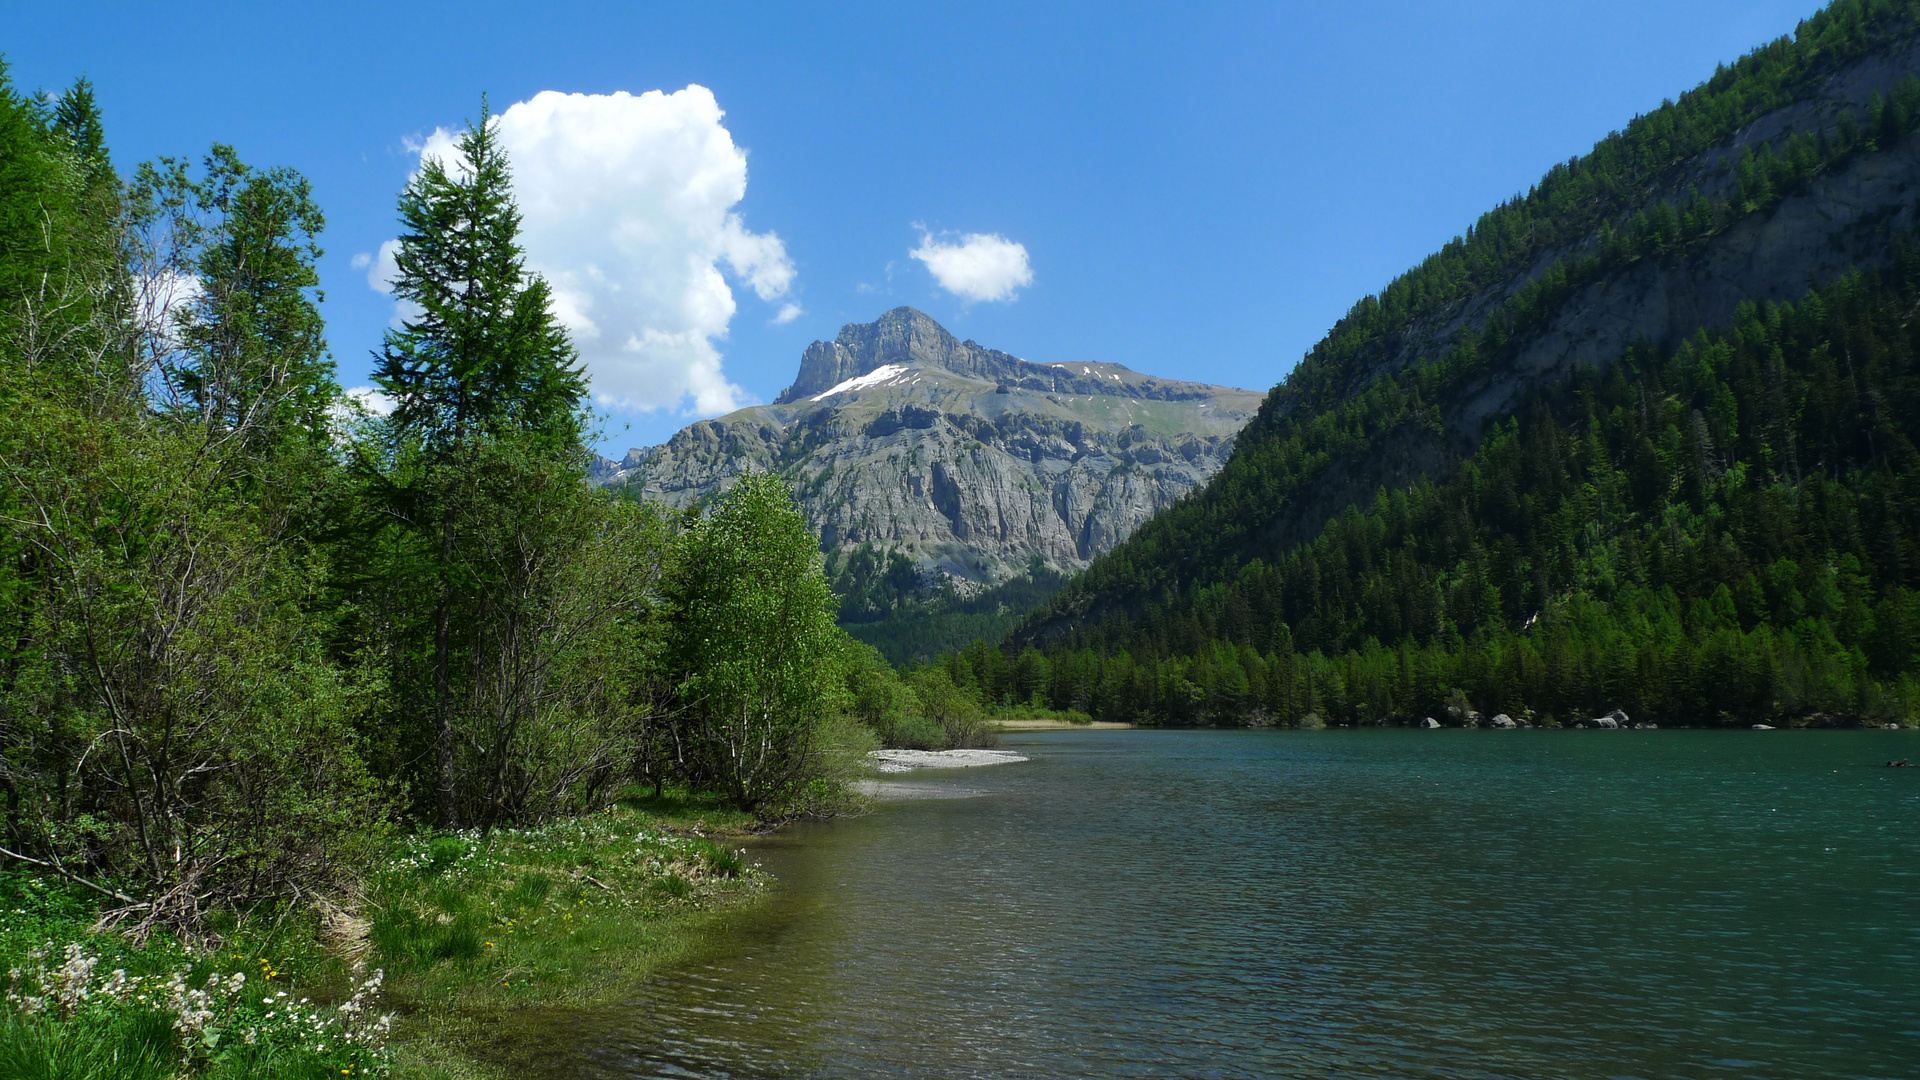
left=0, top=69, right=387, bottom=935
left=659, top=473, right=852, bottom=813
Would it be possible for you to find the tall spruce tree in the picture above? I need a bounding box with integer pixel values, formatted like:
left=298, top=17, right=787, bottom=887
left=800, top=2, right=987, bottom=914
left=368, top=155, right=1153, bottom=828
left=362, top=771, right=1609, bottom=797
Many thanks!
left=372, top=102, right=586, bottom=827
left=374, top=102, right=584, bottom=452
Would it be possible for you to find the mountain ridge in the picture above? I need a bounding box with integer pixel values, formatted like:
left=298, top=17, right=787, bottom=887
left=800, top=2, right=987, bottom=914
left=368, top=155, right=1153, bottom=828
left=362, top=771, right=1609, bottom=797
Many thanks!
left=1020, top=5, right=1920, bottom=645
left=774, top=307, right=1223, bottom=405
left=606, top=308, right=1263, bottom=594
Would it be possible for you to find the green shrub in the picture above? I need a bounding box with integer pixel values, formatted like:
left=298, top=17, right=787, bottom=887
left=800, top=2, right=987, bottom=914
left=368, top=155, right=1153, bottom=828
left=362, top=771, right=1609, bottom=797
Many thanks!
left=425, top=837, right=467, bottom=876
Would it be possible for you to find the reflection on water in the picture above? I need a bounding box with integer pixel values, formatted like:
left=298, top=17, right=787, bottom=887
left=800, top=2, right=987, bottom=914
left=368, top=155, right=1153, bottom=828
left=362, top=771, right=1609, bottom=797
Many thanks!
left=526, top=730, right=1920, bottom=1079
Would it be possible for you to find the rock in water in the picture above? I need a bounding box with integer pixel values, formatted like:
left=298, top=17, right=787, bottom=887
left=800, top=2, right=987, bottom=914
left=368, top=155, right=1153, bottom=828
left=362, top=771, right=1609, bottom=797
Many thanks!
left=602, top=307, right=1263, bottom=589
left=1490, top=714, right=1517, bottom=728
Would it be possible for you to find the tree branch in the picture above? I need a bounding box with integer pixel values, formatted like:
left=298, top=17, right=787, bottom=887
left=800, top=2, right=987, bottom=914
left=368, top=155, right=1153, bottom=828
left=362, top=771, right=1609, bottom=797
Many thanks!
left=0, top=845, right=143, bottom=905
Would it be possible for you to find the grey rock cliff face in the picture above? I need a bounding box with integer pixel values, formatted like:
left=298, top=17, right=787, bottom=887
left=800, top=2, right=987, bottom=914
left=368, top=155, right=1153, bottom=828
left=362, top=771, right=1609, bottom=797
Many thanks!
left=608, top=309, right=1262, bottom=584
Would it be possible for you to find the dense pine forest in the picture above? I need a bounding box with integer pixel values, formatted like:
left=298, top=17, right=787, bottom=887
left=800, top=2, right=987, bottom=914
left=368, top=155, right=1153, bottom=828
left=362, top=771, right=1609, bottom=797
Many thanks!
left=832, top=546, right=1070, bottom=665
left=985, top=0, right=1920, bottom=727
left=960, top=261, right=1920, bottom=725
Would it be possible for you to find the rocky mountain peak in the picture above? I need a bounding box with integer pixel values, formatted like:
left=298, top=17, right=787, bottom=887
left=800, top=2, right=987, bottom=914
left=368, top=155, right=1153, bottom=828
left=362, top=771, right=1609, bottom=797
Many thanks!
left=776, top=307, right=1022, bottom=403
left=833, top=306, right=960, bottom=365
left=614, top=309, right=1264, bottom=587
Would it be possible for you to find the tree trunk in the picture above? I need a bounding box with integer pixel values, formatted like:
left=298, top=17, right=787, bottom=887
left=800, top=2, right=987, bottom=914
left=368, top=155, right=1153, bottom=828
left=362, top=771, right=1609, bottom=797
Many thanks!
left=434, top=503, right=460, bottom=829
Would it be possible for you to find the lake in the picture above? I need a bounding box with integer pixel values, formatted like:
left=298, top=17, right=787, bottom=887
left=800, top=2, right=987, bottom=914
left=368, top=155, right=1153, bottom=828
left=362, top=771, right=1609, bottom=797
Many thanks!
left=533, top=729, right=1920, bottom=1078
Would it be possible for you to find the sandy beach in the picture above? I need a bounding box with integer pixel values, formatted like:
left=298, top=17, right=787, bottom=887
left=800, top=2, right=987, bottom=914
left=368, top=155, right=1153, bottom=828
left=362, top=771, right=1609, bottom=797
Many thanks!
left=992, top=719, right=1136, bottom=731
left=867, top=748, right=1030, bottom=773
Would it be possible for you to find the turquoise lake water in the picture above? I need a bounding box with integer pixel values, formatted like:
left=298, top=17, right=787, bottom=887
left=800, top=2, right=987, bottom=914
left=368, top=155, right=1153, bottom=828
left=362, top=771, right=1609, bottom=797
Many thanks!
left=534, top=729, right=1920, bottom=1078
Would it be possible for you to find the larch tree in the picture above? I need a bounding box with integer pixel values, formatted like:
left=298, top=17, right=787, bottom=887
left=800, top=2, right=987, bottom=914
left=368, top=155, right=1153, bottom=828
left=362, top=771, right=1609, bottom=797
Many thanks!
left=371, top=101, right=586, bottom=828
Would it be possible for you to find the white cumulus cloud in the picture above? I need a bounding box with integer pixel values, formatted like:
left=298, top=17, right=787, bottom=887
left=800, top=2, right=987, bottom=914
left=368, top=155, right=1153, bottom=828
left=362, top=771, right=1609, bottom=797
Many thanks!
left=910, top=229, right=1032, bottom=303
left=138, top=269, right=202, bottom=341
left=342, top=385, right=395, bottom=416
left=327, top=385, right=397, bottom=441
left=386, top=86, right=794, bottom=416
left=361, top=240, right=400, bottom=294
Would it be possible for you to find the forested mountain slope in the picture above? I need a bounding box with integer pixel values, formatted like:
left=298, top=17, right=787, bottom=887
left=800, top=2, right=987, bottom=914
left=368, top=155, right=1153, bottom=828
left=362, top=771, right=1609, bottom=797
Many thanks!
left=993, top=0, right=1920, bottom=727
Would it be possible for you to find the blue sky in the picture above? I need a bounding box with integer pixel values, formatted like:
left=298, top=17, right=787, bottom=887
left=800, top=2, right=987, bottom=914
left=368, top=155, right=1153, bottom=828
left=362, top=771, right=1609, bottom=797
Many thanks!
left=14, top=0, right=1816, bottom=455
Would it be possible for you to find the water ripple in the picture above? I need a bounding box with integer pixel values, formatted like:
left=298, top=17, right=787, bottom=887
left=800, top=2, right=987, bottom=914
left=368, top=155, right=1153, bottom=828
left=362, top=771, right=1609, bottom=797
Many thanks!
left=532, top=730, right=1920, bottom=1079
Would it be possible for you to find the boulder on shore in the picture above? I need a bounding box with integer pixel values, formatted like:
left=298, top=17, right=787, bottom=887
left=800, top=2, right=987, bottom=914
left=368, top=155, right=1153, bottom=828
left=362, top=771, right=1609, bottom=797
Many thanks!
left=1490, top=714, right=1517, bottom=729
left=1591, top=716, right=1620, bottom=729
left=1419, top=717, right=1441, bottom=729
left=1607, top=708, right=1630, bottom=725
left=1752, top=723, right=1777, bottom=730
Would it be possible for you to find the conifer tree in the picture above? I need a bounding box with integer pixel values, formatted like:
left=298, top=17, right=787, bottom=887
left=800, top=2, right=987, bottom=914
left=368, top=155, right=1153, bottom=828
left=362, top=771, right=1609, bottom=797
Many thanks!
left=375, top=100, right=584, bottom=453
left=372, top=101, right=586, bottom=827
left=133, top=145, right=335, bottom=453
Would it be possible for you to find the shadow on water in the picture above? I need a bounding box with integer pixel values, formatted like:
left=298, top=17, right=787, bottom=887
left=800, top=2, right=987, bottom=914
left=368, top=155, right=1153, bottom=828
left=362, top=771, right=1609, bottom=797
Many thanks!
left=496, top=729, right=1920, bottom=1080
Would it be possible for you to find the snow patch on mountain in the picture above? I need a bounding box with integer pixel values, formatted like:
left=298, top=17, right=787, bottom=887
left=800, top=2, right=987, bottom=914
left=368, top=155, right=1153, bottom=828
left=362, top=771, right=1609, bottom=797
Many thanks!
left=812, top=363, right=912, bottom=402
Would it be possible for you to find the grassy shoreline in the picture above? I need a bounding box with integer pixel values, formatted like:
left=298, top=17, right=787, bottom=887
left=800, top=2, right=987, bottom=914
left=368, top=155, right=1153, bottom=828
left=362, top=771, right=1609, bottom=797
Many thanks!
left=0, top=787, right=777, bottom=1079
left=377, top=789, right=770, bottom=1080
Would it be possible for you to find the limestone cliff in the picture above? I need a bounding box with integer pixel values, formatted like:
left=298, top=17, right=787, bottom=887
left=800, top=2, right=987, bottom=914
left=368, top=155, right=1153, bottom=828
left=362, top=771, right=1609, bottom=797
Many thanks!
left=605, top=308, right=1261, bottom=584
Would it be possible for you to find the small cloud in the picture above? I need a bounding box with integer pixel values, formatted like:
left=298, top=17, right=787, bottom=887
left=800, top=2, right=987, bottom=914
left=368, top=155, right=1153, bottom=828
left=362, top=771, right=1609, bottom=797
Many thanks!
left=328, top=385, right=396, bottom=440
left=344, top=385, right=395, bottom=416
left=131, top=270, right=202, bottom=356
left=855, top=260, right=898, bottom=297
left=910, top=229, right=1031, bottom=303
left=367, top=239, right=401, bottom=294
left=143, top=269, right=202, bottom=325
left=772, top=302, right=803, bottom=324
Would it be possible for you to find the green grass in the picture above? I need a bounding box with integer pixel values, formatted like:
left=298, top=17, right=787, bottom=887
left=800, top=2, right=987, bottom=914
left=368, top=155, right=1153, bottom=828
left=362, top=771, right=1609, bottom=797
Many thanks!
left=0, top=868, right=385, bottom=1079
left=0, top=785, right=773, bottom=1080
left=0, top=1008, right=347, bottom=1080
left=0, top=1008, right=177, bottom=1080
left=366, top=787, right=767, bottom=1079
